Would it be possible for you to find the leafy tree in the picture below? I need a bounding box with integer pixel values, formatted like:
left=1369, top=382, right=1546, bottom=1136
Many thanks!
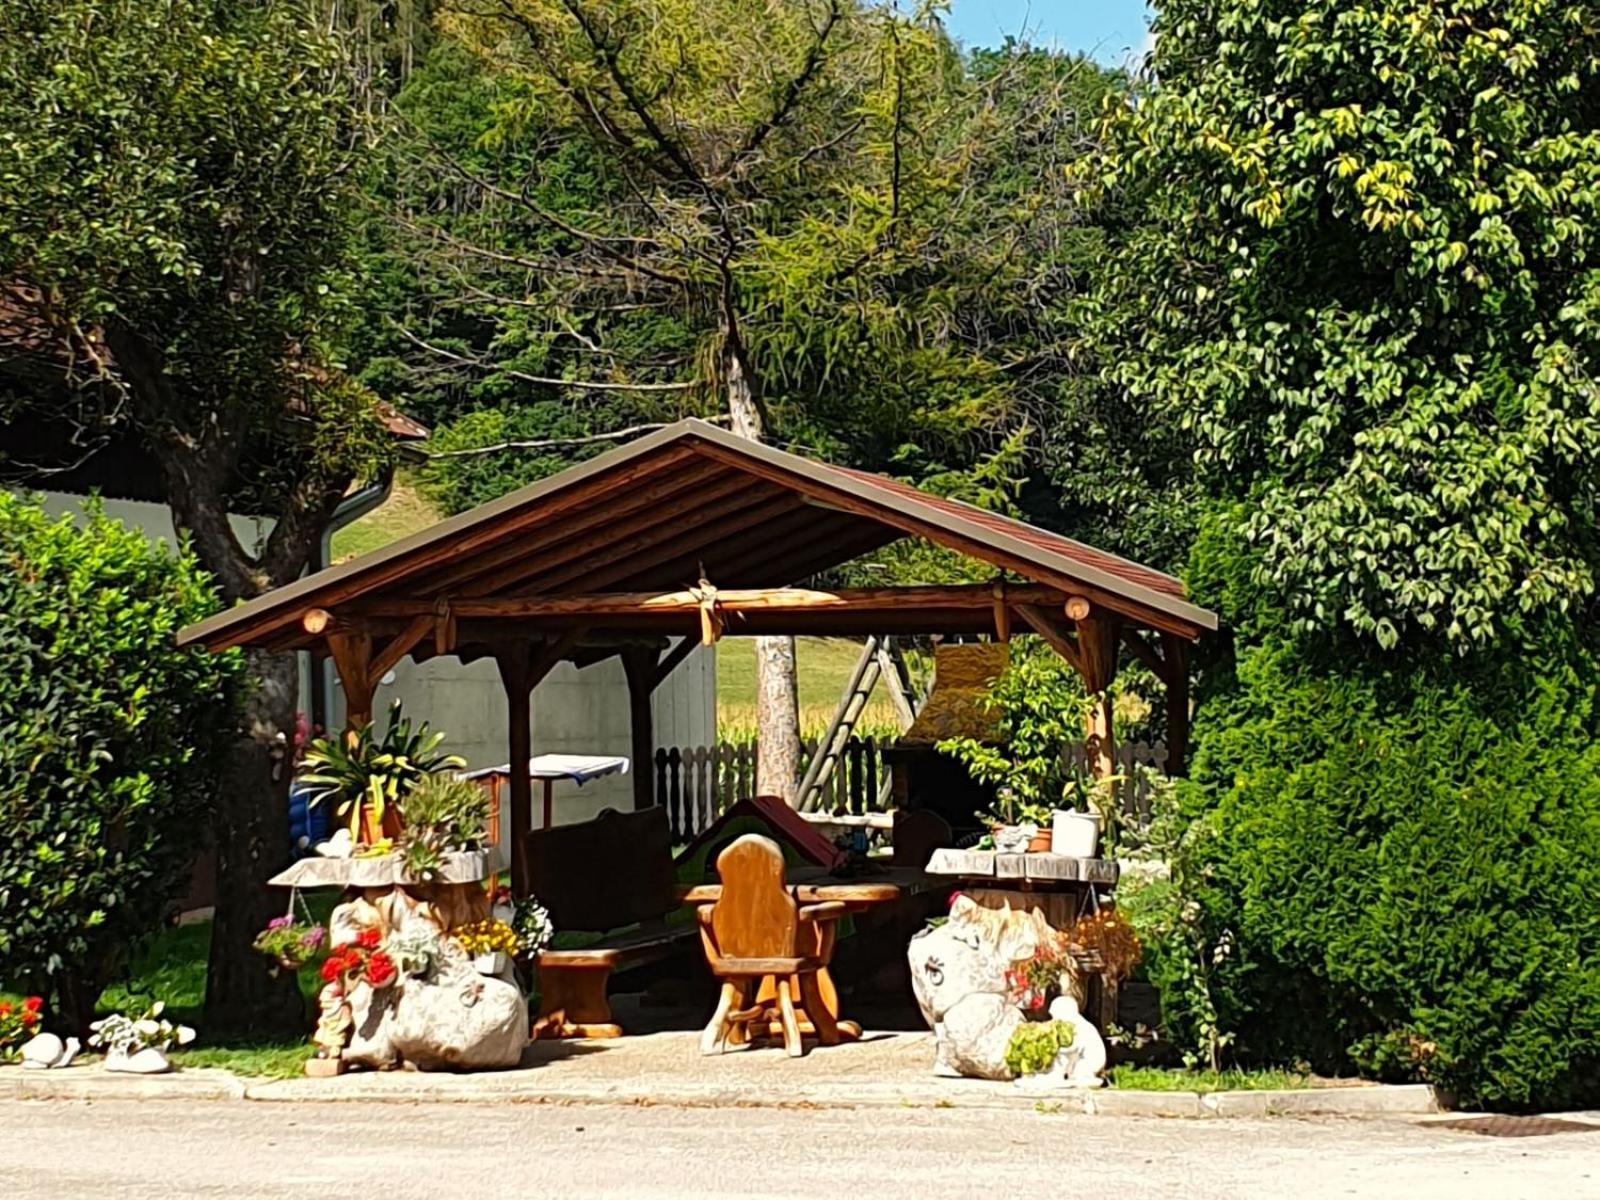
left=0, top=496, right=243, bottom=1034
left=368, top=13, right=1125, bottom=789
left=1082, top=0, right=1600, bottom=647
left=1079, top=0, right=1600, bottom=1108
left=0, top=0, right=389, bottom=1032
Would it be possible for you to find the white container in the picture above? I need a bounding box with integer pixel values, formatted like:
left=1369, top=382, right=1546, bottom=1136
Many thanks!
left=1051, top=810, right=1101, bottom=858
left=471, top=951, right=508, bottom=976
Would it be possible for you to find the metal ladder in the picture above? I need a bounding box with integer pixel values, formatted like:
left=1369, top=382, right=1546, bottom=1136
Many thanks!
left=796, top=635, right=920, bottom=812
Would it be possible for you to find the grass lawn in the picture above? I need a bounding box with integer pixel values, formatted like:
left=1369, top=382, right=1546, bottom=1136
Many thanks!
left=1108, top=1065, right=1312, bottom=1092
left=88, top=915, right=327, bottom=1080
left=716, top=636, right=908, bottom=742
left=329, top=474, right=441, bottom=563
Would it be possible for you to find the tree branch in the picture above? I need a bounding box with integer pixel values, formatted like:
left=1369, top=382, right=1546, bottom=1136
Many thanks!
left=389, top=322, right=701, bottom=392
left=426, top=417, right=729, bottom=459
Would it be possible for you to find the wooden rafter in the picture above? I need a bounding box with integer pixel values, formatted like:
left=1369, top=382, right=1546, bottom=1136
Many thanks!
left=1014, top=604, right=1082, bottom=674
left=368, top=615, right=433, bottom=688
left=356, top=584, right=1071, bottom=621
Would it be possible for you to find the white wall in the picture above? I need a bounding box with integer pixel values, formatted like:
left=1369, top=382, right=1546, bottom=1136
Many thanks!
left=352, top=639, right=716, bottom=833
left=29, top=489, right=719, bottom=836
left=33, top=491, right=274, bottom=557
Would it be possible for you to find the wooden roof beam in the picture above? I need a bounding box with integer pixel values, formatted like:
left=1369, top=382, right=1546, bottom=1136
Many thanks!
left=357, top=584, right=1070, bottom=621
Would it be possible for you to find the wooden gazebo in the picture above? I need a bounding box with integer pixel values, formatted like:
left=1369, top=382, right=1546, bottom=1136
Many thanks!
left=180, top=420, right=1216, bottom=892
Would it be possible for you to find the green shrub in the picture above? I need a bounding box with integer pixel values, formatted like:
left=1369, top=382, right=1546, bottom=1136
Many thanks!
left=0, top=495, right=243, bottom=1030
left=1181, top=634, right=1600, bottom=1110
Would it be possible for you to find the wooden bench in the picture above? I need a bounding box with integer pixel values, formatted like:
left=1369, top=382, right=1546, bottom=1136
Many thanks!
left=521, top=806, right=695, bottom=1038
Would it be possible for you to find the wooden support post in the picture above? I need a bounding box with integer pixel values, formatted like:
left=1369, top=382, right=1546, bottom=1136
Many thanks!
left=326, top=631, right=375, bottom=738
left=495, top=644, right=535, bottom=897
left=1074, top=613, right=1121, bottom=784
left=621, top=645, right=659, bottom=811
left=1161, top=633, right=1191, bottom=777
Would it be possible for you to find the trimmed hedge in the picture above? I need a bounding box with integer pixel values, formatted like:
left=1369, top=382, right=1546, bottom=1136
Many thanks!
left=1183, top=635, right=1600, bottom=1110
left=0, top=495, right=242, bottom=1029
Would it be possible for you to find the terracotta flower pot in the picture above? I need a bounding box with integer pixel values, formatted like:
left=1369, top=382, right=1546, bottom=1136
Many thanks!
left=990, top=823, right=1053, bottom=853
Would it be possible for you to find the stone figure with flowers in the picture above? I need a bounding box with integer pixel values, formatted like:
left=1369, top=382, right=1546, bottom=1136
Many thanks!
left=253, top=703, right=553, bottom=1075
left=907, top=894, right=1111, bottom=1088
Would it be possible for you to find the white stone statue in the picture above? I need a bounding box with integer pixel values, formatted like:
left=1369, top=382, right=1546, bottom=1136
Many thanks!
left=907, top=895, right=1103, bottom=1085
left=20, top=1033, right=79, bottom=1070
left=329, top=885, right=526, bottom=1073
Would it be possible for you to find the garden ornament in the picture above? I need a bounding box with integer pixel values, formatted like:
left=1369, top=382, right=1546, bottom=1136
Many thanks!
left=20, top=1033, right=80, bottom=1070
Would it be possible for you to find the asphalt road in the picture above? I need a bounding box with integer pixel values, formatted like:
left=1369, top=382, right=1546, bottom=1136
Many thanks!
left=3, top=1099, right=1598, bottom=1199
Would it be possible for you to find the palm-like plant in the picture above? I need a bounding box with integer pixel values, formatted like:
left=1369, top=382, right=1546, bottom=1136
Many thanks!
left=297, top=701, right=465, bottom=844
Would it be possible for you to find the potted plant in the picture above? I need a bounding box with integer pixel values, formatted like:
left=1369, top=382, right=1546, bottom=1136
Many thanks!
left=453, top=918, right=519, bottom=975
left=1004, top=1019, right=1077, bottom=1080
left=394, top=774, right=491, bottom=882
left=252, top=916, right=327, bottom=975
left=88, top=1001, right=195, bottom=1074
left=1005, top=942, right=1073, bottom=1017
left=0, top=996, right=43, bottom=1061
left=938, top=645, right=1099, bottom=853
left=297, top=701, right=464, bottom=847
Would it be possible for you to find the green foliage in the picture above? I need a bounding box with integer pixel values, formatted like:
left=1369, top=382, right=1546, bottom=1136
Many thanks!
left=1106, top=1065, right=1310, bottom=1093
left=1004, top=1018, right=1076, bottom=1078
left=1115, top=774, right=1240, bottom=1073
left=1177, top=635, right=1600, bottom=1110
left=0, top=496, right=242, bottom=1019
left=938, top=642, right=1095, bottom=824
left=396, top=773, right=491, bottom=881
left=297, top=701, right=464, bottom=843
left=0, top=0, right=388, bottom=528
left=1081, top=0, right=1600, bottom=649
left=364, top=14, right=1124, bottom=514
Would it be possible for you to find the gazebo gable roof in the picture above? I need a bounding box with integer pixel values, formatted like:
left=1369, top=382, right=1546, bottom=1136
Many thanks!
left=178, top=419, right=1216, bottom=652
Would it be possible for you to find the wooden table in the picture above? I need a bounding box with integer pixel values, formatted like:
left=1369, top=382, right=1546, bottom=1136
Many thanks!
left=678, top=867, right=934, bottom=1038
left=924, top=848, right=1118, bottom=923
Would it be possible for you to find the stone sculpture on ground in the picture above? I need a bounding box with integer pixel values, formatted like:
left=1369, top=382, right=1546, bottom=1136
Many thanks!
left=907, top=895, right=1107, bottom=1087
left=19, top=1033, right=79, bottom=1070
left=319, top=879, right=527, bottom=1074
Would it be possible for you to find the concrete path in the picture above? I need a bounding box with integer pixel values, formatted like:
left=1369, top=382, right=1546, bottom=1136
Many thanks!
left=2, top=1030, right=1438, bottom=1117
left=5, top=1097, right=1600, bottom=1200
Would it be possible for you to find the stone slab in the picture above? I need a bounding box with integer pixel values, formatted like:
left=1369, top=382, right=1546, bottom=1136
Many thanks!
left=268, top=849, right=502, bottom=889
left=927, top=849, right=995, bottom=877
left=928, top=850, right=1119, bottom=886
left=3, top=1065, right=245, bottom=1102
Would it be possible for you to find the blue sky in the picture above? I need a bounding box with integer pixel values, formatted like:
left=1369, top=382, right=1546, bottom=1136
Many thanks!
left=942, top=0, right=1153, bottom=63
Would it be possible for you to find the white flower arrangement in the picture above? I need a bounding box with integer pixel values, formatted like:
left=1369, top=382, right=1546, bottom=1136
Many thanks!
left=88, top=1002, right=196, bottom=1056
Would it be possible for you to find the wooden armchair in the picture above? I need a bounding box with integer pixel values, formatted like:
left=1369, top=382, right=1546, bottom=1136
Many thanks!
left=697, top=834, right=849, bottom=1057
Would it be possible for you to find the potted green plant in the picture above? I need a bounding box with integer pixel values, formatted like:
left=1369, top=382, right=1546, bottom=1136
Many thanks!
left=394, top=773, right=491, bottom=882
left=297, top=701, right=464, bottom=846
left=938, top=645, right=1098, bottom=853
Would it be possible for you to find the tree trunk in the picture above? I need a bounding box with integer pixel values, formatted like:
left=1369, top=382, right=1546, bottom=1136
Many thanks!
left=203, top=648, right=305, bottom=1037
left=724, top=340, right=803, bottom=804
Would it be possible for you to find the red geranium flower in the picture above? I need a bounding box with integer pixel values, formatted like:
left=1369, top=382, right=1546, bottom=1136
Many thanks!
left=365, top=951, right=396, bottom=988
left=22, top=996, right=42, bottom=1013
left=320, top=947, right=362, bottom=982
left=355, top=929, right=381, bottom=951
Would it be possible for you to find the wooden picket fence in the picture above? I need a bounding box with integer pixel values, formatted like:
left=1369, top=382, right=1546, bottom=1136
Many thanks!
left=655, top=736, right=884, bottom=842
left=654, top=737, right=1172, bottom=843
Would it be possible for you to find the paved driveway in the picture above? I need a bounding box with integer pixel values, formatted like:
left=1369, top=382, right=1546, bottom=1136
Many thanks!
left=5, top=1098, right=1598, bottom=1200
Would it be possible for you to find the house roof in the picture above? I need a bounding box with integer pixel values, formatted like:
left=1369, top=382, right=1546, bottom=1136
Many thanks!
left=178, top=419, right=1216, bottom=654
